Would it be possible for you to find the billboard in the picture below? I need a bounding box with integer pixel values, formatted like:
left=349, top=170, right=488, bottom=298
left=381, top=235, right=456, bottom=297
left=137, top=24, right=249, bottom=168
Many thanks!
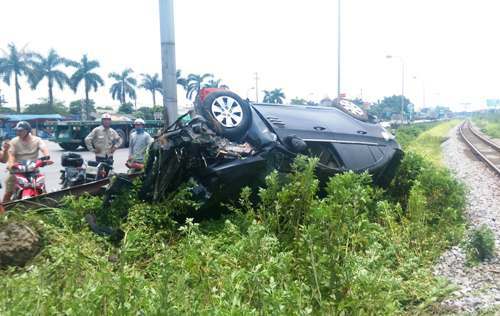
left=486, top=99, right=500, bottom=108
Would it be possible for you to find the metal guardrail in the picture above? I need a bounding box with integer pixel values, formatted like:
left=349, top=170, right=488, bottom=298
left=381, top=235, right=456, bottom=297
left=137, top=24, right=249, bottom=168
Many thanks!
left=4, top=173, right=140, bottom=211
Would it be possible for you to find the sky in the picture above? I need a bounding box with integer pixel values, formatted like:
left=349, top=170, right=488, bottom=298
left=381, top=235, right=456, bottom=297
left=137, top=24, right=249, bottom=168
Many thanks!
left=1, top=0, right=500, bottom=112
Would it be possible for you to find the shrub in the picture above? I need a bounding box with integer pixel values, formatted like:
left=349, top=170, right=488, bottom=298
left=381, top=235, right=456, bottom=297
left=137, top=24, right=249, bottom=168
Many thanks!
left=466, top=225, right=496, bottom=264
left=0, top=153, right=467, bottom=315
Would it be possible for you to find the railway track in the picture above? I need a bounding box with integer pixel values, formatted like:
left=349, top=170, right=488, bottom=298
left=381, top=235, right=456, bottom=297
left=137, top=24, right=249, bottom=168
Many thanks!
left=458, top=120, right=500, bottom=175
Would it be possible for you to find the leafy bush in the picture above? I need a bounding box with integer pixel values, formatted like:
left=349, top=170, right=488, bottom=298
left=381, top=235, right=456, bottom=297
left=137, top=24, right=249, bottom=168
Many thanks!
left=466, top=225, right=496, bottom=264
left=0, top=154, right=466, bottom=315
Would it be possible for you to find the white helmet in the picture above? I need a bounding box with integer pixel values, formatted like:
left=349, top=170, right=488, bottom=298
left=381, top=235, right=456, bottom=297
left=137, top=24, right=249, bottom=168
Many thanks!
left=101, top=113, right=112, bottom=120
left=134, top=118, right=145, bottom=125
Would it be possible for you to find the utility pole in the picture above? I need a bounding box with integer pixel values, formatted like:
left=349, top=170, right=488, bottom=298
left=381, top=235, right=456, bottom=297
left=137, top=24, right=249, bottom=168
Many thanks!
left=401, top=61, right=405, bottom=122
left=159, top=0, right=178, bottom=126
left=386, top=55, right=405, bottom=123
left=254, top=72, right=259, bottom=103
left=337, top=0, right=341, bottom=99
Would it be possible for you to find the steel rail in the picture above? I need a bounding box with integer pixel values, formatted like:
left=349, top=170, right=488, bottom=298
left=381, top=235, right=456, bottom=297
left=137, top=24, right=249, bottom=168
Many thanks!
left=458, top=120, right=500, bottom=175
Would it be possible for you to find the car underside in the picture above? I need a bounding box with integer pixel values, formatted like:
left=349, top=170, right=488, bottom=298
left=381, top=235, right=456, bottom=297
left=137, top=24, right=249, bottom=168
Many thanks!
left=138, top=88, right=403, bottom=212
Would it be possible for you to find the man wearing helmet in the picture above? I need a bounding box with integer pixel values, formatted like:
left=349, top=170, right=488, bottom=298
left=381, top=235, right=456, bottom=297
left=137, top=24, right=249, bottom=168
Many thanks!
left=128, top=118, right=153, bottom=164
left=84, top=113, right=122, bottom=165
left=3, top=121, right=51, bottom=203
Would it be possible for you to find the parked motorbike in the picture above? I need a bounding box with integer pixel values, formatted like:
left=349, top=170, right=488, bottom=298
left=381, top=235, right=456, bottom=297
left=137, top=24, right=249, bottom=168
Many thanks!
left=85, top=157, right=114, bottom=182
left=60, top=153, right=86, bottom=188
left=11, top=156, right=52, bottom=199
left=60, top=153, right=114, bottom=188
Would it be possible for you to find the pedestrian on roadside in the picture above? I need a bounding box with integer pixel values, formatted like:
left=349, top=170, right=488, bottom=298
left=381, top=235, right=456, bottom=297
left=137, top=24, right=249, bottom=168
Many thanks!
left=127, top=118, right=153, bottom=164
left=84, top=113, right=122, bottom=165
left=0, top=139, right=10, bottom=213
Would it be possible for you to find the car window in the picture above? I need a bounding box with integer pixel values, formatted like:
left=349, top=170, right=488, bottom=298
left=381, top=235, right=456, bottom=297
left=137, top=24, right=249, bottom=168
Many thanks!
left=306, top=142, right=342, bottom=170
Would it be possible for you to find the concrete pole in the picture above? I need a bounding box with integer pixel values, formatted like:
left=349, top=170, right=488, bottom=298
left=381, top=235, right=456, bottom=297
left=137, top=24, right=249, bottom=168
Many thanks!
left=159, top=0, right=178, bottom=126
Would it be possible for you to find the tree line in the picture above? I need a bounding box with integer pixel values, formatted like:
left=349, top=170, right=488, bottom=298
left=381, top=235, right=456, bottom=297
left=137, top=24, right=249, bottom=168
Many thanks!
left=0, top=43, right=230, bottom=115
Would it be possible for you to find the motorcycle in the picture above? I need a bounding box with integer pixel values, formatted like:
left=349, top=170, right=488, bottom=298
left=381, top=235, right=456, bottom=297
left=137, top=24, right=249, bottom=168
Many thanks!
left=60, top=153, right=114, bottom=188
left=11, top=156, right=52, bottom=199
left=125, top=159, right=144, bottom=174
left=85, top=157, right=114, bottom=182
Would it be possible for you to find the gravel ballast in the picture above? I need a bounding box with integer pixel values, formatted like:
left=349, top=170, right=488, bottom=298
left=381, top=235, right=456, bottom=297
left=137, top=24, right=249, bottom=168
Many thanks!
left=434, top=125, right=500, bottom=313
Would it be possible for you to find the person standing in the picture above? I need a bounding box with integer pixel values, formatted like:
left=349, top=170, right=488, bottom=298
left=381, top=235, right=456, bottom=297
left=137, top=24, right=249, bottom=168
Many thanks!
left=0, top=140, right=10, bottom=213
left=84, top=113, right=122, bottom=165
left=128, top=118, right=153, bottom=164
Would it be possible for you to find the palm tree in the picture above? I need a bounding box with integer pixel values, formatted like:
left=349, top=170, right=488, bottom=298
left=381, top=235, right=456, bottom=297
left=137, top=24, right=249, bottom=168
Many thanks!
left=69, top=54, right=104, bottom=117
left=176, top=70, right=187, bottom=91
left=108, top=68, right=137, bottom=105
left=263, top=88, right=286, bottom=104
left=139, top=73, right=162, bottom=107
left=0, top=43, right=32, bottom=112
left=29, top=49, right=73, bottom=109
left=185, top=73, right=213, bottom=100
left=202, top=78, right=229, bottom=89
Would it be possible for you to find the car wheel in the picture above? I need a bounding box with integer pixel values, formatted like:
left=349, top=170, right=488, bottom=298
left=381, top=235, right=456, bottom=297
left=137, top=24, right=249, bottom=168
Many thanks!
left=115, top=129, right=127, bottom=148
left=335, top=99, right=369, bottom=122
left=59, top=143, right=79, bottom=151
left=196, top=91, right=251, bottom=141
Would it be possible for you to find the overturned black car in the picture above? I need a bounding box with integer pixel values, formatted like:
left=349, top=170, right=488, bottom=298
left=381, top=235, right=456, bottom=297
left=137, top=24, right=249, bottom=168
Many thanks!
left=140, top=88, right=403, bottom=210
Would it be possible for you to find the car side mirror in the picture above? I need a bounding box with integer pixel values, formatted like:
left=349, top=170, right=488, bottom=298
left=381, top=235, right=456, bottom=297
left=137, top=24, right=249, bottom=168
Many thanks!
left=285, top=135, right=307, bottom=153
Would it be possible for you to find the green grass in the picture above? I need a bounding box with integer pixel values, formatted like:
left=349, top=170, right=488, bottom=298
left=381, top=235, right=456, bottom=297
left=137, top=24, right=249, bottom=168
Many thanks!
left=473, top=113, right=500, bottom=139
left=398, top=120, right=460, bottom=166
left=0, top=132, right=467, bottom=315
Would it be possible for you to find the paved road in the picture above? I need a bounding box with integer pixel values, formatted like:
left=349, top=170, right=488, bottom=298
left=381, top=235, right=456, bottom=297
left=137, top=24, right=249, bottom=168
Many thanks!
left=0, top=141, right=130, bottom=198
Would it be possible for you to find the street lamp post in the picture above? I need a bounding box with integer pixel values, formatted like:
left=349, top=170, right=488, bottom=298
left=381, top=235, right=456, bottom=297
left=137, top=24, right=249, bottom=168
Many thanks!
left=386, top=55, right=405, bottom=123
left=337, top=0, right=341, bottom=99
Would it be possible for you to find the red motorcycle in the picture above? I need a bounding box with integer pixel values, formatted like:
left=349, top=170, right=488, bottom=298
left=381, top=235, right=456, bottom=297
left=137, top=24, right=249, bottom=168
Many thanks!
left=125, top=160, right=144, bottom=174
left=11, top=156, right=52, bottom=200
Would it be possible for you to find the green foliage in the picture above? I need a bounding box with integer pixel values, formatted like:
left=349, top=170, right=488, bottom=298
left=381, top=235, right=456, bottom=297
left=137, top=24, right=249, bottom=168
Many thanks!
left=118, top=102, right=134, bottom=114
left=466, top=225, right=496, bottom=264
left=28, top=49, right=73, bottom=107
left=370, top=95, right=413, bottom=120
left=473, top=112, right=500, bottom=139
left=69, top=99, right=96, bottom=116
left=109, top=68, right=137, bottom=105
left=263, top=88, right=286, bottom=104
left=0, top=43, right=32, bottom=112
left=395, top=122, right=440, bottom=149
left=139, top=73, right=162, bottom=107
left=0, top=106, right=16, bottom=114
left=134, top=106, right=154, bottom=120
left=290, top=97, right=318, bottom=106
left=23, top=100, right=69, bottom=115
left=185, top=73, right=213, bottom=100
left=388, top=151, right=427, bottom=208
left=397, top=120, right=460, bottom=166
left=0, top=152, right=466, bottom=314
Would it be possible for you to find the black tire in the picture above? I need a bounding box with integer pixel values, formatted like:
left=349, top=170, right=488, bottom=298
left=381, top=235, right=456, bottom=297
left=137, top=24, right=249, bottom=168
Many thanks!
left=59, top=143, right=79, bottom=151
left=334, top=99, right=369, bottom=122
left=195, top=90, right=251, bottom=141
left=115, top=129, right=127, bottom=148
